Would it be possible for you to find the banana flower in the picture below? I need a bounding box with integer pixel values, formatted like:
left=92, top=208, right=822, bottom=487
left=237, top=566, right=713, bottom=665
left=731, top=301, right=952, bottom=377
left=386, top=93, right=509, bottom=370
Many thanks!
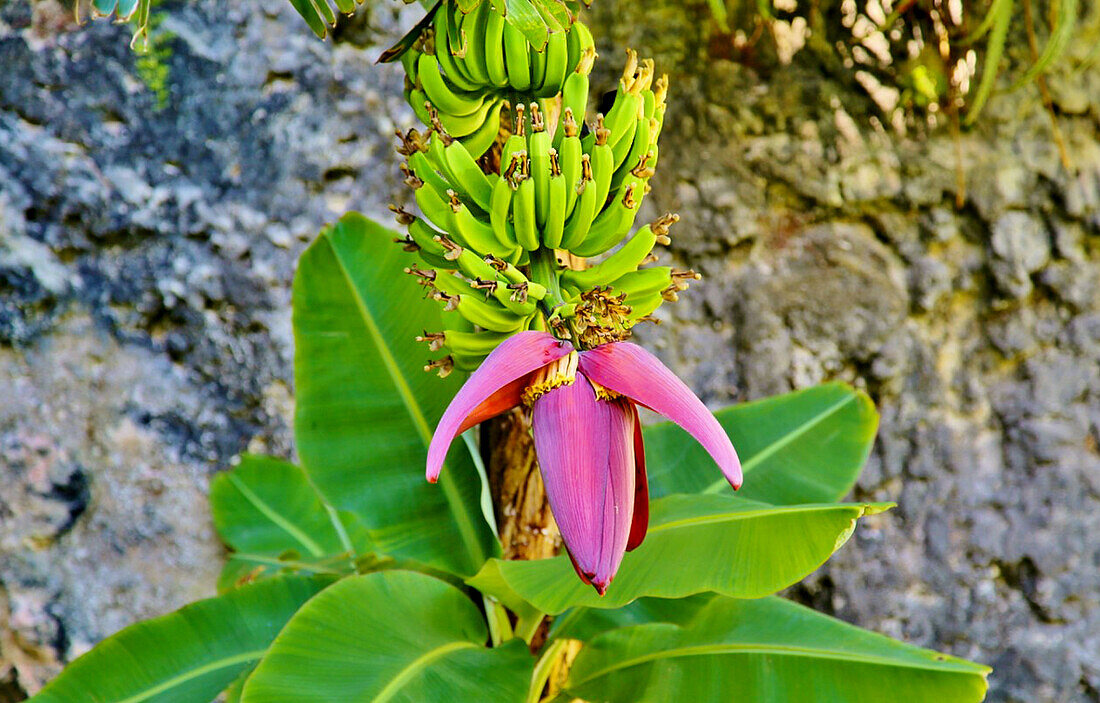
left=427, top=331, right=741, bottom=594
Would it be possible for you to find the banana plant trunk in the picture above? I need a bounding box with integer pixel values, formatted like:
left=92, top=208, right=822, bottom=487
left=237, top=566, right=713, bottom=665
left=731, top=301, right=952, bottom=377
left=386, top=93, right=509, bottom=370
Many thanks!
left=484, top=409, right=560, bottom=564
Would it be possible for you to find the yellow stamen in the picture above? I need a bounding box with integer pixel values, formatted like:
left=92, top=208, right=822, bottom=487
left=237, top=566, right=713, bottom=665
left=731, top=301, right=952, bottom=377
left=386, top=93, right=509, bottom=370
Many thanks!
left=521, top=351, right=579, bottom=406
left=589, top=379, right=622, bottom=402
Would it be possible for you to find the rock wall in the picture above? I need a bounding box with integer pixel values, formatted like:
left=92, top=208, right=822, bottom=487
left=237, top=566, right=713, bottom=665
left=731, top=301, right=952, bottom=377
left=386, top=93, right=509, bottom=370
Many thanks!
left=593, top=4, right=1100, bottom=700
left=0, top=0, right=412, bottom=693
left=1, top=1, right=1097, bottom=701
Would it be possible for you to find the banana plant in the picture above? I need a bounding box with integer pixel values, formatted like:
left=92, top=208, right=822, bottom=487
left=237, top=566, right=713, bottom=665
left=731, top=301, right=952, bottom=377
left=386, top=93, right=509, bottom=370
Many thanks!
left=35, top=2, right=994, bottom=701
left=29, top=208, right=991, bottom=701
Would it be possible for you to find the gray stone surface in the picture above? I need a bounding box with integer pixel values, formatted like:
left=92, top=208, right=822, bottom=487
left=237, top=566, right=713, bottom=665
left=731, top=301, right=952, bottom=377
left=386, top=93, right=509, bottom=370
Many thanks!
left=597, top=4, right=1100, bottom=701
left=0, top=0, right=414, bottom=694
left=0, top=0, right=1098, bottom=701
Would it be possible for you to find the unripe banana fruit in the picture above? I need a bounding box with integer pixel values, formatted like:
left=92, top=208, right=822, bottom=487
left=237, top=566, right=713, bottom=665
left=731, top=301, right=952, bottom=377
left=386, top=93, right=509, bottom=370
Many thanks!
left=386, top=9, right=685, bottom=355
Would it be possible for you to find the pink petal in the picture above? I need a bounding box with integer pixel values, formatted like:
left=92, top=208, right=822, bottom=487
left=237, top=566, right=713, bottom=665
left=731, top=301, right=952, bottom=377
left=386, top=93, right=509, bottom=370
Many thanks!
left=457, top=377, right=527, bottom=435
left=565, top=549, right=593, bottom=587
left=532, top=376, right=636, bottom=594
left=626, top=401, right=649, bottom=552
left=427, top=331, right=572, bottom=482
left=578, top=342, right=743, bottom=490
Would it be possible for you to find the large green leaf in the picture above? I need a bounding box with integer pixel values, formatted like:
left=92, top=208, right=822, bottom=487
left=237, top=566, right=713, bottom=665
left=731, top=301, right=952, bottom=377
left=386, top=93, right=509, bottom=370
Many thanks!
left=28, top=575, right=332, bottom=703
left=468, top=494, right=892, bottom=614
left=211, top=455, right=371, bottom=591
left=293, top=212, right=497, bottom=577
left=241, top=571, right=533, bottom=702
left=549, top=594, right=715, bottom=643
left=642, top=382, right=878, bottom=505
left=564, top=596, right=991, bottom=702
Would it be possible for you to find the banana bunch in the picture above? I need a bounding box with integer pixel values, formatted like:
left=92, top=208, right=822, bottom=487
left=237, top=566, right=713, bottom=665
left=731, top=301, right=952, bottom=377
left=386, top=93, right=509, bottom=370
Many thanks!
left=402, top=50, right=667, bottom=257
left=558, top=49, right=667, bottom=259
left=390, top=9, right=690, bottom=368
left=558, top=212, right=699, bottom=324
left=394, top=126, right=552, bottom=373
left=400, top=0, right=596, bottom=158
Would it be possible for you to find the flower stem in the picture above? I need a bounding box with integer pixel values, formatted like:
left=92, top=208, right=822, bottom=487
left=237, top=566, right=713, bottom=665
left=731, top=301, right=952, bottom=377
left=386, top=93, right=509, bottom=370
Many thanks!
left=483, top=594, right=513, bottom=646
left=529, top=247, right=565, bottom=312
left=526, top=638, right=567, bottom=703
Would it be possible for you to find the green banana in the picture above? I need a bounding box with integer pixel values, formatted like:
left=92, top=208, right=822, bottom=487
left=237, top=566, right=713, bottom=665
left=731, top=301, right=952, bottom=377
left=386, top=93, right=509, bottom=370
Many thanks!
left=543, top=148, right=566, bottom=249
left=559, top=154, right=597, bottom=250
left=589, top=121, right=615, bottom=210
left=438, top=288, right=528, bottom=333
left=642, top=85, right=656, bottom=121
left=436, top=94, right=498, bottom=137
left=439, top=0, right=476, bottom=85
left=429, top=266, right=490, bottom=300
left=559, top=280, right=581, bottom=300
left=449, top=350, right=486, bottom=372
left=458, top=1, right=491, bottom=85
left=566, top=19, right=595, bottom=74
left=607, top=266, right=673, bottom=299
left=500, top=104, right=526, bottom=166
left=453, top=247, right=507, bottom=284
left=424, top=130, right=476, bottom=211
left=513, top=156, right=539, bottom=251
left=443, top=134, right=493, bottom=211
left=490, top=153, right=524, bottom=252
left=400, top=47, right=421, bottom=83
left=556, top=67, right=590, bottom=148
left=413, top=177, right=457, bottom=233
left=396, top=211, right=455, bottom=268
left=439, top=328, right=516, bottom=356
left=479, top=254, right=546, bottom=304
left=558, top=111, right=583, bottom=214
left=537, top=29, right=569, bottom=97
left=483, top=5, right=508, bottom=88
left=528, top=30, right=548, bottom=96
left=429, top=25, right=480, bottom=92
left=625, top=291, right=663, bottom=321
left=440, top=303, right=475, bottom=334
left=445, top=266, right=537, bottom=318
left=457, top=97, right=504, bottom=158
left=572, top=182, right=640, bottom=257
left=560, top=214, right=676, bottom=289
left=527, top=103, right=551, bottom=227
left=418, top=53, right=485, bottom=117
left=451, top=198, right=502, bottom=254
left=609, top=110, right=640, bottom=169
left=502, top=20, right=533, bottom=91
left=603, top=86, right=640, bottom=145
left=610, top=109, right=653, bottom=194
left=484, top=254, right=527, bottom=285
left=492, top=279, right=538, bottom=316
left=406, top=149, right=451, bottom=196
left=406, top=87, right=433, bottom=126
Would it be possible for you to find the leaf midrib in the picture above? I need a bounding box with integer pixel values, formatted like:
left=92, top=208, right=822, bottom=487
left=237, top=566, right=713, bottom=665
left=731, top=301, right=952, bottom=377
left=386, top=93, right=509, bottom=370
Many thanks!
left=647, top=502, right=888, bottom=534
left=227, top=473, right=325, bottom=557
left=370, top=641, right=480, bottom=703
left=704, top=392, right=858, bottom=494
left=572, top=642, right=989, bottom=687
left=327, top=236, right=485, bottom=570
left=115, top=650, right=264, bottom=703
